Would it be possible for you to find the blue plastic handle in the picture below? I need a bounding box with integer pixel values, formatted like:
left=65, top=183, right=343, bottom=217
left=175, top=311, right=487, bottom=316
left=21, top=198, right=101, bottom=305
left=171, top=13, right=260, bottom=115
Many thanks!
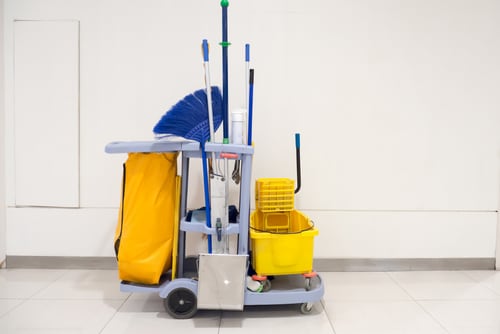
left=202, top=39, right=209, bottom=62
left=245, top=43, right=250, bottom=62
left=295, top=133, right=300, bottom=149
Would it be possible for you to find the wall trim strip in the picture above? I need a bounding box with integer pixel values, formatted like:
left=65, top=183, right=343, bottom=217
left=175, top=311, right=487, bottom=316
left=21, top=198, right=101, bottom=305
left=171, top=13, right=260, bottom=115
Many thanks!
left=4, top=256, right=495, bottom=271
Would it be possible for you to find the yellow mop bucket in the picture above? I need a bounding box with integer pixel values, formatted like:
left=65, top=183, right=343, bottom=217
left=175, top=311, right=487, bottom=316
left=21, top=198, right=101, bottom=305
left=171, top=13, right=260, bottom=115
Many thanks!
left=250, top=209, right=318, bottom=276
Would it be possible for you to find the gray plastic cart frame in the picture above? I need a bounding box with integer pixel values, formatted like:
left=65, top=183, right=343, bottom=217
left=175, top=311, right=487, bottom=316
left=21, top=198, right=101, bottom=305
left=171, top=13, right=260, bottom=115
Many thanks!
left=105, top=140, right=324, bottom=317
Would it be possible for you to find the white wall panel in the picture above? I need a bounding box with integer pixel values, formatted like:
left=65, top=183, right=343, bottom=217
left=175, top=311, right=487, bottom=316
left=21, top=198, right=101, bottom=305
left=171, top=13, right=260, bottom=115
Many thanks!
left=3, top=0, right=500, bottom=260
left=0, top=0, right=6, bottom=265
left=5, top=208, right=498, bottom=259
left=6, top=208, right=117, bottom=256
left=308, top=210, right=497, bottom=259
left=497, top=213, right=500, bottom=270
left=14, top=20, right=79, bottom=207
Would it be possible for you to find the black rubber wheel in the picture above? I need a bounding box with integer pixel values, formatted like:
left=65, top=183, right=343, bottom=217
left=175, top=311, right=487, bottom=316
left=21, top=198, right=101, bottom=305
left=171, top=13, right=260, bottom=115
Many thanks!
left=164, top=288, right=197, bottom=319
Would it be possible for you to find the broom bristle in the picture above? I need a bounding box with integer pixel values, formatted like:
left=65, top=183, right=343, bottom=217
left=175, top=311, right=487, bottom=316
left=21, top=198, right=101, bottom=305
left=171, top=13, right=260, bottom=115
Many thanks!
left=153, top=86, right=223, bottom=143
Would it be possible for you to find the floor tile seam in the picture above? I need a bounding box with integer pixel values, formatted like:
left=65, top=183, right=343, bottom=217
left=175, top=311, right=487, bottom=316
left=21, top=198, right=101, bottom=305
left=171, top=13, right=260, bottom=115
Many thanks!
left=413, top=299, right=464, bottom=334
left=99, top=294, right=132, bottom=333
left=454, top=270, right=496, bottom=285
left=383, top=272, right=499, bottom=299
left=26, top=269, right=71, bottom=299
left=415, top=298, right=500, bottom=302
left=0, top=297, right=30, bottom=319
left=25, top=297, right=131, bottom=302
left=384, top=272, right=453, bottom=334
left=329, top=274, right=500, bottom=300
left=217, top=310, right=222, bottom=333
left=321, top=298, right=423, bottom=303
left=461, top=271, right=500, bottom=298
left=384, top=271, right=418, bottom=300
left=320, top=298, right=338, bottom=333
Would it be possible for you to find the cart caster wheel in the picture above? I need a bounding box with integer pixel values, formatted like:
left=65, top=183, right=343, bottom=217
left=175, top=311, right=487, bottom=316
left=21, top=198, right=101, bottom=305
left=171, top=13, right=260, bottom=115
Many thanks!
left=303, top=272, right=317, bottom=291
left=252, top=275, right=271, bottom=292
left=164, top=288, right=197, bottom=319
left=262, top=279, right=272, bottom=292
left=300, top=302, right=313, bottom=314
left=305, top=278, right=312, bottom=291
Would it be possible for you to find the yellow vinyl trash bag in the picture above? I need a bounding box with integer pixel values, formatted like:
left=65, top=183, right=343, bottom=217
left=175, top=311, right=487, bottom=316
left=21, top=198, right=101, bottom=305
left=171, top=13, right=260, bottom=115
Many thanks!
left=114, top=152, right=179, bottom=284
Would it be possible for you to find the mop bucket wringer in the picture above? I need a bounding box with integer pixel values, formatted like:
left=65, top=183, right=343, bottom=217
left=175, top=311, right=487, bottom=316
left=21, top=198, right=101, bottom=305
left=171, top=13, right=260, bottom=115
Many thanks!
left=250, top=177, right=319, bottom=277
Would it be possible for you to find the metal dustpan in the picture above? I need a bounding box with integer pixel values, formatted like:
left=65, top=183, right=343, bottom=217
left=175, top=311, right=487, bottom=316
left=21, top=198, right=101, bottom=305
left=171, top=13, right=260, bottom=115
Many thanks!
left=197, top=253, right=247, bottom=310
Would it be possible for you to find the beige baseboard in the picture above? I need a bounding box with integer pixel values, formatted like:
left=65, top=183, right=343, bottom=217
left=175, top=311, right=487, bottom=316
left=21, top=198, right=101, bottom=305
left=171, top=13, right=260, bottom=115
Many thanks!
left=496, top=213, right=500, bottom=270
left=5, top=256, right=117, bottom=269
left=3, top=256, right=495, bottom=271
left=313, top=258, right=495, bottom=272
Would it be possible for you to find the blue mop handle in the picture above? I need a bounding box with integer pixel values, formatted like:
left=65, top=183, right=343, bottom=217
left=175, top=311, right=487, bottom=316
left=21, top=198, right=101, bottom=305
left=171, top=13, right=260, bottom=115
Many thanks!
left=221, top=0, right=229, bottom=143
left=247, top=69, right=254, bottom=145
left=245, top=43, right=250, bottom=126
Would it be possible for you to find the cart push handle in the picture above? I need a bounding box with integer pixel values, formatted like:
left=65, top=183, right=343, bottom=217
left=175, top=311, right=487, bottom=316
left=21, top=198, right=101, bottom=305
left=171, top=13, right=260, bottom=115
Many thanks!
left=295, top=133, right=301, bottom=194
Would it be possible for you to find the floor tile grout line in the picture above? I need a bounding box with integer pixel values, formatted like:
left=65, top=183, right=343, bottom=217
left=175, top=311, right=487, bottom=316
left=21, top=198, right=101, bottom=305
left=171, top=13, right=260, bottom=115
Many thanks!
left=23, top=297, right=132, bottom=301
left=217, top=310, right=223, bottom=333
left=320, top=298, right=338, bottom=334
left=385, top=271, right=453, bottom=334
left=0, top=298, right=30, bottom=319
left=98, top=292, right=132, bottom=333
left=25, top=269, right=71, bottom=300
left=462, top=271, right=500, bottom=298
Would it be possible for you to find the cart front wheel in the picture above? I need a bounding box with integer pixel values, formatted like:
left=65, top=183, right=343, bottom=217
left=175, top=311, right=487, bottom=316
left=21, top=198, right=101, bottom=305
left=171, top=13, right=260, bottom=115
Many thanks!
left=164, top=288, right=197, bottom=319
left=300, top=302, right=313, bottom=314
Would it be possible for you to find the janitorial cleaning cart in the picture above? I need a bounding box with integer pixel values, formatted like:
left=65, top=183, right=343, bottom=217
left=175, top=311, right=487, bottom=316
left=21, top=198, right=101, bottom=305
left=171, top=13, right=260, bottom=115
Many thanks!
left=105, top=0, right=324, bottom=319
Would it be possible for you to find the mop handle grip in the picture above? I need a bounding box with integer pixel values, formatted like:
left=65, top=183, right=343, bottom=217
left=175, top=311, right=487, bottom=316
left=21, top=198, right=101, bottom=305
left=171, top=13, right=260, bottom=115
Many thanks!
left=295, top=133, right=300, bottom=149
left=202, top=39, right=209, bottom=61
left=220, top=152, right=239, bottom=159
left=245, top=44, right=250, bottom=62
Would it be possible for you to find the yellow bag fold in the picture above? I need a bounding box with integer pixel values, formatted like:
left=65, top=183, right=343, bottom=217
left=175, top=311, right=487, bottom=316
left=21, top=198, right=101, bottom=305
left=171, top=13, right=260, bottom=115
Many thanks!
left=114, top=152, right=179, bottom=284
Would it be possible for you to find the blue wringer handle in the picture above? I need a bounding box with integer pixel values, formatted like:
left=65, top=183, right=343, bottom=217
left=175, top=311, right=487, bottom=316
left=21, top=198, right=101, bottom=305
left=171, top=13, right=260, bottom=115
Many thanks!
left=295, top=133, right=302, bottom=194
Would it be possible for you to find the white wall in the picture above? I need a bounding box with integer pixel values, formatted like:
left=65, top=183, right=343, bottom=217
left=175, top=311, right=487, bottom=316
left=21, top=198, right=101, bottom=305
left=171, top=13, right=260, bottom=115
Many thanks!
left=0, top=0, right=6, bottom=265
left=3, top=0, right=500, bottom=259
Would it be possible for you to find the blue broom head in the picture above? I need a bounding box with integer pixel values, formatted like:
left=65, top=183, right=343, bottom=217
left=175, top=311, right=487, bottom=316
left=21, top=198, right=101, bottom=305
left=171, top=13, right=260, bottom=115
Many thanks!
left=153, top=86, right=223, bottom=143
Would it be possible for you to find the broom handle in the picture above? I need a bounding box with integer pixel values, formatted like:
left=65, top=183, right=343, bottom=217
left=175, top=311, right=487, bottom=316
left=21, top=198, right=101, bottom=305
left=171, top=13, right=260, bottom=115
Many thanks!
left=247, top=69, right=254, bottom=145
left=201, top=144, right=213, bottom=253
left=245, top=44, right=250, bottom=113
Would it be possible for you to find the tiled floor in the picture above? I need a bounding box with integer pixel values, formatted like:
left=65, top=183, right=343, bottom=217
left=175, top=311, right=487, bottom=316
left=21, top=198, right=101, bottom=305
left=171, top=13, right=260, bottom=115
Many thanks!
left=0, top=269, right=499, bottom=333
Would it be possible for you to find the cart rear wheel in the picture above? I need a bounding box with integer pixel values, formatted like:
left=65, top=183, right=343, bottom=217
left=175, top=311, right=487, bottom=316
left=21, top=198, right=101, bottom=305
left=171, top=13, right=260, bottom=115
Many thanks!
left=300, top=302, right=313, bottom=314
left=164, top=288, right=197, bottom=319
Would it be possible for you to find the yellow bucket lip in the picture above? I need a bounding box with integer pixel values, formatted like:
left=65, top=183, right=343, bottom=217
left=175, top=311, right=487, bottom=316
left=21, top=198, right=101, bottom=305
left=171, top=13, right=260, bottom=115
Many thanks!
left=256, top=177, right=294, bottom=181
left=250, top=227, right=319, bottom=239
